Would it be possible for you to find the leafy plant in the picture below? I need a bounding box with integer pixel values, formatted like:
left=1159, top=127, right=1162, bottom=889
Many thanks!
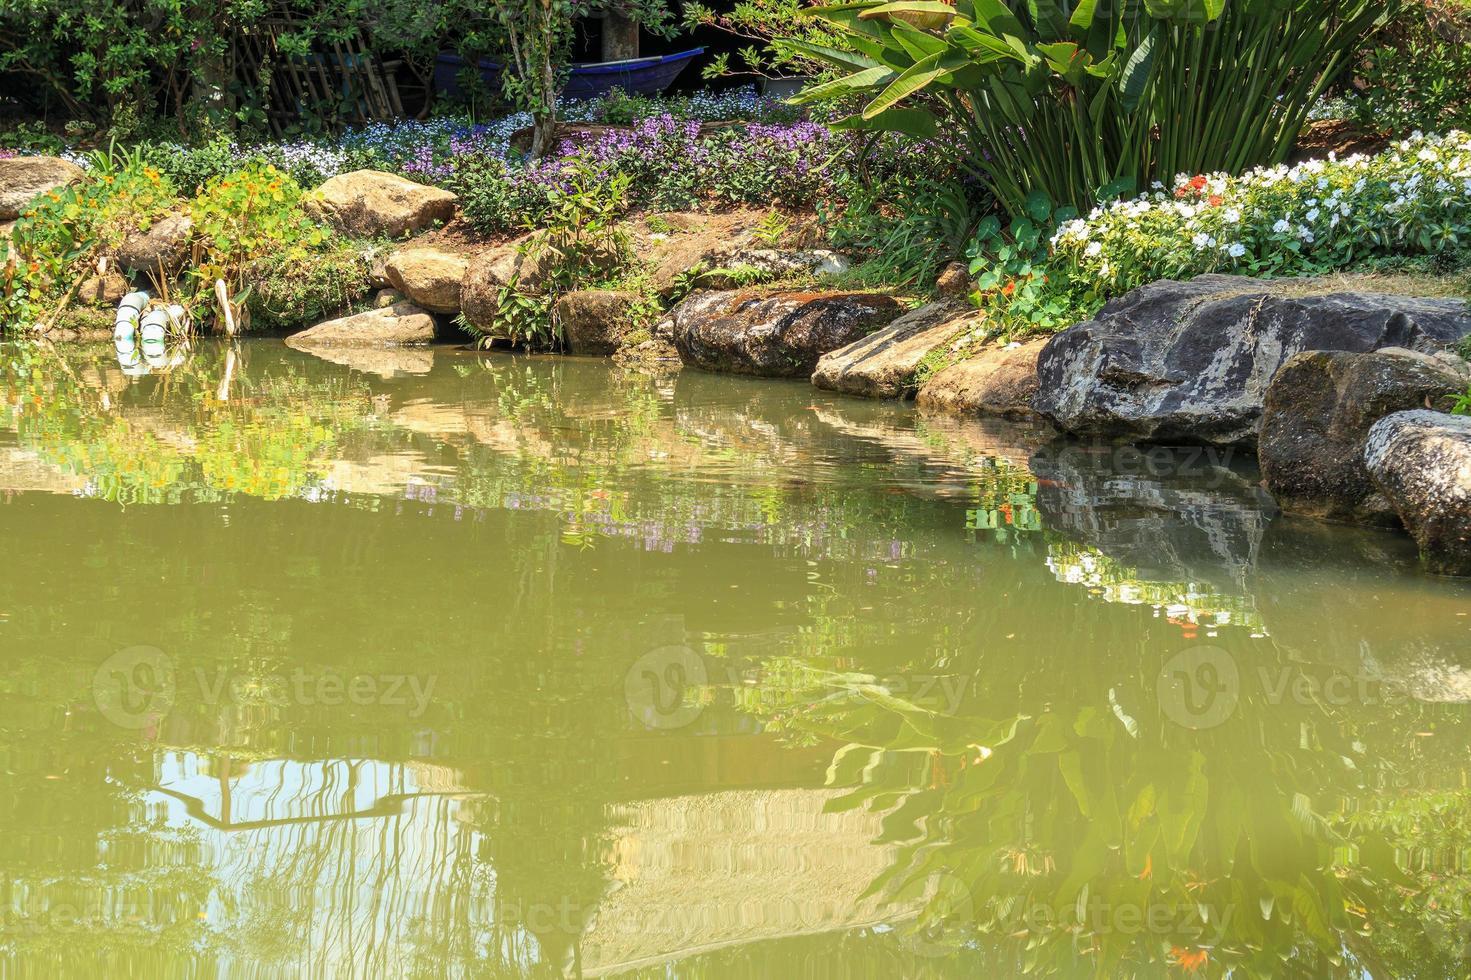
left=246, top=239, right=374, bottom=330
left=827, top=174, right=987, bottom=287
left=795, top=0, right=1389, bottom=217
left=3, top=149, right=177, bottom=330
left=684, top=0, right=854, bottom=79
left=753, top=209, right=792, bottom=246
left=1352, top=0, right=1471, bottom=135
left=189, top=163, right=329, bottom=325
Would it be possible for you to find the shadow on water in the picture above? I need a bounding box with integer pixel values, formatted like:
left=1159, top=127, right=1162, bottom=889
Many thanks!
left=0, top=339, right=1469, bottom=977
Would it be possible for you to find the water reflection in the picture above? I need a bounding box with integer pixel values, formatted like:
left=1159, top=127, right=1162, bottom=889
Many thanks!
left=1, top=340, right=1469, bottom=976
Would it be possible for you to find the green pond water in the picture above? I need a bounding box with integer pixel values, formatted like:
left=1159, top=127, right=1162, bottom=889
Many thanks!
left=2, top=339, right=1471, bottom=978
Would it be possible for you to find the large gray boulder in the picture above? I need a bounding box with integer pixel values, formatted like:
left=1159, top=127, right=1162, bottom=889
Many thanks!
left=1260, top=348, right=1470, bottom=524
left=1033, top=275, right=1471, bottom=447
left=285, top=302, right=436, bottom=349
left=673, top=289, right=904, bottom=378
left=916, top=338, right=1048, bottom=419
left=305, top=170, right=457, bottom=239
left=0, top=156, right=84, bottom=220
left=1365, top=410, right=1471, bottom=576
left=811, top=302, right=968, bottom=398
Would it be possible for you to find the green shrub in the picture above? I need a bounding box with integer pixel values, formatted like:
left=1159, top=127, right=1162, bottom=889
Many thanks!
left=246, top=240, right=374, bottom=331
left=188, top=163, right=330, bottom=323
left=1353, top=0, right=1471, bottom=135
left=3, top=148, right=177, bottom=328
left=974, top=130, right=1471, bottom=338
left=797, top=0, right=1389, bottom=218
left=827, top=174, right=987, bottom=288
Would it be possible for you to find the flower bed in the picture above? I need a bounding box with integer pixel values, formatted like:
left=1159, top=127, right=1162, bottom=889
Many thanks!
left=1028, top=132, right=1471, bottom=327
left=958, top=131, right=1471, bottom=341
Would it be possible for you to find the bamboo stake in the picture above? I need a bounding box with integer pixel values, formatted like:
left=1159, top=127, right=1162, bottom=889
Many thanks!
left=215, top=279, right=238, bottom=337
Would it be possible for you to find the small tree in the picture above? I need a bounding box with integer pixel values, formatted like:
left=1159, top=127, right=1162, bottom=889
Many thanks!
left=490, top=0, right=676, bottom=158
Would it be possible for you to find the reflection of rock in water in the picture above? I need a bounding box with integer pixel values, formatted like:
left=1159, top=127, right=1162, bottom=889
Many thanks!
left=1031, top=439, right=1277, bottom=597
left=1253, top=518, right=1471, bottom=697
left=293, top=344, right=436, bottom=378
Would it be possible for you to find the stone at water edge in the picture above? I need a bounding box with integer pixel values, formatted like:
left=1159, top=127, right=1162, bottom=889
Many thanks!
left=811, top=301, right=969, bottom=399
left=459, top=243, right=537, bottom=339
left=114, top=211, right=193, bottom=276
left=0, top=156, right=84, bottom=220
left=556, top=290, right=645, bottom=356
left=1259, top=348, right=1471, bottom=525
left=306, top=170, right=457, bottom=239
left=1364, top=410, right=1471, bottom=576
left=916, top=339, right=1049, bottom=419
left=1033, top=274, right=1471, bottom=447
left=385, top=247, right=469, bottom=314
left=285, top=302, right=436, bottom=349
left=672, top=289, right=905, bottom=378
left=76, top=272, right=130, bottom=307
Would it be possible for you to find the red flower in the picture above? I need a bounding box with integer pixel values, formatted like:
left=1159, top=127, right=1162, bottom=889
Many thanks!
left=1208, top=195, right=1224, bottom=207
left=1001, top=281, right=1016, bottom=297
left=1189, top=175, right=1208, bottom=191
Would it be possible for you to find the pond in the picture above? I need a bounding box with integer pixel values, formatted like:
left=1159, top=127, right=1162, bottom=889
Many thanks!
left=2, top=340, right=1470, bottom=977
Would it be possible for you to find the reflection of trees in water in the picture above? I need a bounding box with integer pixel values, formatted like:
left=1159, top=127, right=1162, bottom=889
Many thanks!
left=734, top=626, right=1471, bottom=978
left=1, top=342, right=372, bottom=504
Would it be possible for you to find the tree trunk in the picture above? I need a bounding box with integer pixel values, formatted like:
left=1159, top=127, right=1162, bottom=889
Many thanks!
left=601, top=10, right=640, bottom=61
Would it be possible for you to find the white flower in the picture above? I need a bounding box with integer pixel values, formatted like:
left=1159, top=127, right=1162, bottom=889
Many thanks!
left=1273, top=219, right=1292, bottom=234
left=1224, top=208, right=1241, bottom=223
left=1085, top=241, right=1103, bottom=258
left=1305, top=208, right=1320, bottom=222
left=1226, top=243, right=1246, bottom=258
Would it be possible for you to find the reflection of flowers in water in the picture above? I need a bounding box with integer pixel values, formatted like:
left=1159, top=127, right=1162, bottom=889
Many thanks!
left=1046, top=542, right=1268, bottom=637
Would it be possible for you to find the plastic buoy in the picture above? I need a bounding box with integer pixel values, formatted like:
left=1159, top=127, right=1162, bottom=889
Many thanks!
left=139, top=308, right=170, bottom=345
left=114, top=290, right=149, bottom=342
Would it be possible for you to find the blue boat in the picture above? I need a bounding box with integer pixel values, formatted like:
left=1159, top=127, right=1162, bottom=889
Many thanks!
left=433, top=47, right=705, bottom=101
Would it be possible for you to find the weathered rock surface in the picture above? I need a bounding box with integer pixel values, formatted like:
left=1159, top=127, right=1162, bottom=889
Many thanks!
left=638, top=211, right=803, bottom=294
left=934, top=261, right=972, bottom=298
left=811, top=302, right=968, bottom=398
left=556, top=289, right=643, bottom=355
left=916, top=339, right=1049, bottom=418
left=459, top=245, right=529, bottom=336
left=1260, top=348, right=1470, bottom=524
left=306, top=170, right=457, bottom=239
left=1365, top=410, right=1471, bottom=575
left=76, top=272, right=130, bottom=306
left=0, top=156, right=84, bottom=220
left=373, top=288, right=406, bottom=308
left=1033, top=275, right=1471, bottom=447
left=385, top=247, right=468, bottom=314
left=672, top=290, right=904, bottom=378
left=114, top=211, right=193, bottom=275
left=285, top=302, right=436, bottom=349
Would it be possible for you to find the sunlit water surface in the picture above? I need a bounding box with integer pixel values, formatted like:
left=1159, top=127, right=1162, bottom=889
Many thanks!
left=2, top=340, right=1470, bottom=978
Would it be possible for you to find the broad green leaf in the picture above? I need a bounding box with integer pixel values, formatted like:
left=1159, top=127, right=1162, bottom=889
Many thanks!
left=862, top=51, right=948, bottom=118
left=858, top=0, right=958, bottom=30
left=1118, top=32, right=1156, bottom=112
left=788, top=65, right=894, bottom=105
